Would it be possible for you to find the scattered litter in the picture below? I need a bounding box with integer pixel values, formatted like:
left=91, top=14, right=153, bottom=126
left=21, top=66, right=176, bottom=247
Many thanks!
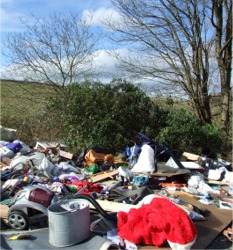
left=0, top=131, right=232, bottom=250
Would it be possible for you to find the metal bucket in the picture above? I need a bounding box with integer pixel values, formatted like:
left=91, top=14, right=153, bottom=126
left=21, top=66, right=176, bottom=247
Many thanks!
left=48, top=198, right=91, bottom=247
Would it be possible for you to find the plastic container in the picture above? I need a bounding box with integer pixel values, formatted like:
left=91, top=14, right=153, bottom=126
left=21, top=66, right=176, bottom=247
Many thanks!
left=48, top=198, right=91, bottom=247
left=0, top=146, right=14, bottom=160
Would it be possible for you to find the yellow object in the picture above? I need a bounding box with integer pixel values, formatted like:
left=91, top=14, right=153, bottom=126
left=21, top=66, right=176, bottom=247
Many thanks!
left=23, top=176, right=29, bottom=182
left=8, top=233, right=30, bottom=240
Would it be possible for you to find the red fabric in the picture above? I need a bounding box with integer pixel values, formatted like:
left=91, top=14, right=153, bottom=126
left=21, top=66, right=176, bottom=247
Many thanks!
left=66, top=180, right=103, bottom=194
left=117, top=198, right=197, bottom=247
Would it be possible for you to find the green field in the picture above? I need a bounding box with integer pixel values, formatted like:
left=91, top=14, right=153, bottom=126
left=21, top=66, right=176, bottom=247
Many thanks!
left=0, top=79, right=55, bottom=118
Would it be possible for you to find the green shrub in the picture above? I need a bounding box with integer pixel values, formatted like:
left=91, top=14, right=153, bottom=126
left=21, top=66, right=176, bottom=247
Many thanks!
left=199, top=123, right=228, bottom=157
left=156, top=109, right=227, bottom=156
left=45, top=78, right=164, bottom=154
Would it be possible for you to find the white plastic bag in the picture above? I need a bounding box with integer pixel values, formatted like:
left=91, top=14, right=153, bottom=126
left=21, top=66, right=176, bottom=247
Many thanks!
left=38, top=157, right=59, bottom=179
left=131, top=144, right=155, bottom=173
left=56, top=161, right=78, bottom=173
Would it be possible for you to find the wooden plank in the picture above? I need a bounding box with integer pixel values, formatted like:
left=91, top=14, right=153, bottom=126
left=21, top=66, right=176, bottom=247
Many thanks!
left=89, top=170, right=119, bottom=183
left=0, top=204, right=9, bottom=219
left=182, top=152, right=200, bottom=161
left=134, top=171, right=189, bottom=177
left=59, top=150, right=74, bottom=160
left=205, top=179, right=232, bottom=185
left=89, top=199, right=140, bottom=213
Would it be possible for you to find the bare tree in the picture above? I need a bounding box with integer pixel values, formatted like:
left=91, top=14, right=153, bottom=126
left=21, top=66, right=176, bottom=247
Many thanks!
left=2, top=12, right=101, bottom=92
left=104, top=0, right=217, bottom=123
left=211, top=0, right=232, bottom=135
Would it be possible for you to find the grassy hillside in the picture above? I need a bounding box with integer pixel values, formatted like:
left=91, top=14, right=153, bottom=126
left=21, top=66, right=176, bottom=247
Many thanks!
left=0, top=80, right=59, bottom=145
left=1, top=79, right=55, bottom=118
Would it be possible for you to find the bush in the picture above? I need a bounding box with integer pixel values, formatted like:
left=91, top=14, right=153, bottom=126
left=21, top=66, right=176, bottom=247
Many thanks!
left=45, top=78, right=164, bottom=154
left=156, top=109, right=228, bottom=157
left=199, top=123, right=228, bottom=158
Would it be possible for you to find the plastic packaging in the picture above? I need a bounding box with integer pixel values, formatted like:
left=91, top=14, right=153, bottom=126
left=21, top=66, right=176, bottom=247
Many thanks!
left=0, top=146, right=14, bottom=160
left=5, top=142, right=22, bottom=153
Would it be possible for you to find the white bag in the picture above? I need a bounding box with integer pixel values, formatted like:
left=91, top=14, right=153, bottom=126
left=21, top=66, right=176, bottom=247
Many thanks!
left=10, top=152, right=58, bottom=179
left=131, top=144, right=155, bottom=173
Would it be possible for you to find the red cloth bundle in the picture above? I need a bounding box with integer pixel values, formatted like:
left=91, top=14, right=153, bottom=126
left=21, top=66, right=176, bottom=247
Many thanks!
left=117, top=197, right=197, bottom=249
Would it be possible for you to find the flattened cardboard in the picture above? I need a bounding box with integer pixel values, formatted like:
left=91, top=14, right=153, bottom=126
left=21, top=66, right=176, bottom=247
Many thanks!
left=177, top=193, right=232, bottom=249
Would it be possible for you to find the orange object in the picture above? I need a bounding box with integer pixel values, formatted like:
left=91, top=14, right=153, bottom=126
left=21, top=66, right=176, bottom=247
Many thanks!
left=84, top=149, right=114, bottom=166
left=23, top=174, right=29, bottom=183
left=162, top=182, right=186, bottom=188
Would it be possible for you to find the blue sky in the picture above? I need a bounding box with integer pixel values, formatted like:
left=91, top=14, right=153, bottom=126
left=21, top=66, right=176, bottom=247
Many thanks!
left=0, top=0, right=114, bottom=33
left=0, top=0, right=122, bottom=73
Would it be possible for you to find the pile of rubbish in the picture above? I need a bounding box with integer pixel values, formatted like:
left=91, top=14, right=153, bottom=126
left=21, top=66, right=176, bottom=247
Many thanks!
left=0, top=128, right=232, bottom=250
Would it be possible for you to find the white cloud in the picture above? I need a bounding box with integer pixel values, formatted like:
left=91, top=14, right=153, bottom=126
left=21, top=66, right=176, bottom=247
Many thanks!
left=82, top=7, right=121, bottom=27
left=0, top=48, right=128, bottom=83
left=93, top=49, right=119, bottom=70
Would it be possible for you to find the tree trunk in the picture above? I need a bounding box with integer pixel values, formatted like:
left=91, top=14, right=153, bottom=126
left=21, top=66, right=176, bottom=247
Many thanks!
left=212, top=0, right=232, bottom=135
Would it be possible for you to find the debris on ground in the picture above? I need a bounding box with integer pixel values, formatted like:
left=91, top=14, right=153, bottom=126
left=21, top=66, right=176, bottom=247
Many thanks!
left=0, top=131, right=232, bottom=250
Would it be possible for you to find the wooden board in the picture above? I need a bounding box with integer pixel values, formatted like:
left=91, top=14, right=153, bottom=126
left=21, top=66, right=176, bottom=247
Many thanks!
left=0, top=204, right=9, bottom=220
left=205, top=179, right=232, bottom=186
left=182, top=152, right=200, bottom=161
left=89, top=170, right=119, bottom=183
left=134, top=171, right=189, bottom=177
left=59, top=150, right=74, bottom=160
left=89, top=199, right=140, bottom=213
